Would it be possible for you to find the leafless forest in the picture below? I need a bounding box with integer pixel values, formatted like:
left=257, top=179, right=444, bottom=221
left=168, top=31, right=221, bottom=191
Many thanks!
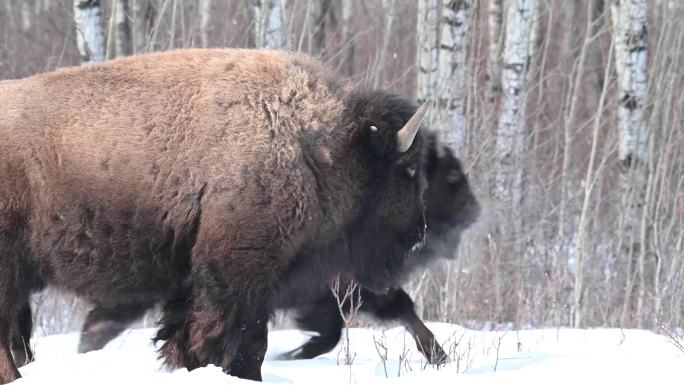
left=1, top=0, right=682, bottom=334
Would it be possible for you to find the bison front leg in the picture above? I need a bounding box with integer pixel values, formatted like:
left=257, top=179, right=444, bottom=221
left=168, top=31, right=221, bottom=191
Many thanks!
left=172, top=210, right=287, bottom=381
left=11, top=301, right=34, bottom=368
left=79, top=302, right=152, bottom=353
left=156, top=291, right=270, bottom=381
left=0, top=245, right=24, bottom=383
left=0, top=319, right=21, bottom=384
left=184, top=263, right=272, bottom=380
left=362, top=288, right=448, bottom=365
left=279, top=294, right=343, bottom=360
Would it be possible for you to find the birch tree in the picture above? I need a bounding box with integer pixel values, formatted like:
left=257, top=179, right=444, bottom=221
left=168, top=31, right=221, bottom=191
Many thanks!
left=611, top=0, right=649, bottom=327
left=73, top=0, right=106, bottom=63
left=106, top=0, right=131, bottom=59
left=434, top=0, right=473, bottom=155
left=340, top=0, right=355, bottom=76
left=21, top=0, right=32, bottom=32
left=494, top=0, right=538, bottom=202
left=487, top=0, right=504, bottom=104
left=130, top=0, right=149, bottom=53
left=492, top=0, right=539, bottom=317
left=265, top=0, right=286, bottom=49
left=314, top=0, right=333, bottom=55
left=252, top=0, right=287, bottom=49
left=199, top=0, right=212, bottom=48
left=416, top=0, right=439, bottom=124
left=371, top=0, right=397, bottom=88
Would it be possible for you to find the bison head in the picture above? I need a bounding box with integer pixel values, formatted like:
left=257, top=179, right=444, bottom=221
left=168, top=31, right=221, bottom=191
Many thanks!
left=339, top=90, right=430, bottom=293
left=409, top=139, right=480, bottom=269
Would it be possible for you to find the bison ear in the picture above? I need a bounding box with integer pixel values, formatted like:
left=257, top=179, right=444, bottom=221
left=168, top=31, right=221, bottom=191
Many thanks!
left=396, top=101, right=430, bottom=153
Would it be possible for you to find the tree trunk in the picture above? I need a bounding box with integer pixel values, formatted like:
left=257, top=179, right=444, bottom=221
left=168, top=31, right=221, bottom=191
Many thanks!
left=371, top=0, right=397, bottom=88
left=495, top=0, right=538, bottom=202
left=199, top=0, right=212, bottom=48
left=21, top=0, right=32, bottom=32
left=435, top=0, right=473, bottom=156
left=107, top=0, right=131, bottom=59
left=493, top=0, right=538, bottom=323
left=416, top=0, right=439, bottom=116
left=252, top=0, right=287, bottom=49
left=340, top=0, right=355, bottom=76
left=487, top=0, right=503, bottom=104
left=73, top=0, right=106, bottom=63
left=265, top=0, right=287, bottom=49
left=116, top=0, right=132, bottom=56
left=416, top=0, right=441, bottom=143
left=611, top=0, right=649, bottom=328
left=315, top=0, right=333, bottom=56
left=558, top=0, right=595, bottom=327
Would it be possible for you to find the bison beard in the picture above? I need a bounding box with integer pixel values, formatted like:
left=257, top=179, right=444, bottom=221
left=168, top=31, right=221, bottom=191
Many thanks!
left=0, top=49, right=429, bottom=383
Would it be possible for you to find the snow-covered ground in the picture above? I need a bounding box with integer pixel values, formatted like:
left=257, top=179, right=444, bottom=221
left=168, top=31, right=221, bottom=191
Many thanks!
left=15, top=324, right=684, bottom=384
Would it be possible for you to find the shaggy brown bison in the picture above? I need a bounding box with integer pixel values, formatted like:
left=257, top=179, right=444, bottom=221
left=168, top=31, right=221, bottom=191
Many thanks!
left=10, top=135, right=478, bottom=367
left=0, top=49, right=429, bottom=383
left=279, top=142, right=479, bottom=363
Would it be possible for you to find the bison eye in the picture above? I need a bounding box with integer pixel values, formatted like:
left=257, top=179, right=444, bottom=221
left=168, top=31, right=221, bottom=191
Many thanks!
left=446, top=170, right=462, bottom=184
left=406, top=165, right=417, bottom=178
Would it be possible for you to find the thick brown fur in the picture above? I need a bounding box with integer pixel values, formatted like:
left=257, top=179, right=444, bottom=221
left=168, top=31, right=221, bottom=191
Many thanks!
left=0, top=49, right=428, bottom=382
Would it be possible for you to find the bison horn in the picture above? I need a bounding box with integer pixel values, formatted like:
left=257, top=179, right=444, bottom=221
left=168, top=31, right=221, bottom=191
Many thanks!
left=396, top=101, right=429, bottom=153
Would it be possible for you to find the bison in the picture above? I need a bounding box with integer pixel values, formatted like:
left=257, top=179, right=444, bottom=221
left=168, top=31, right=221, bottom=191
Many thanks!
left=0, top=49, right=430, bottom=383
left=279, top=141, right=479, bottom=363
left=9, top=135, right=479, bottom=367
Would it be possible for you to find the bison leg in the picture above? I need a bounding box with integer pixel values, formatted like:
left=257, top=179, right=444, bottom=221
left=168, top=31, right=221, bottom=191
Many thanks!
left=0, top=244, right=23, bottom=383
left=79, top=302, right=151, bottom=353
left=158, top=292, right=269, bottom=381
left=0, top=319, right=21, bottom=384
left=160, top=197, right=295, bottom=381
left=185, top=262, right=271, bottom=381
left=11, top=301, right=33, bottom=368
left=155, top=295, right=198, bottom=370
left=278, top=295, right=343, bottom=360
left=361, top=288, right=448, bottom=364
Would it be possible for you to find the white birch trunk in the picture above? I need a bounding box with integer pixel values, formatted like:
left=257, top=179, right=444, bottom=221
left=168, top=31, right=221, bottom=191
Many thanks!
left=416, top=0, right=439, bottom=122
left=611, top=0, right=649, bottom=327
left=494, top=0, right=537, bottom=204
left=131, top=0, right=141, bottom=53
left=73, top=0, right=106, bottom=63
left=487, top=0, right=504, bottom=103
left=435, top=0, right=472, bottom=155
left=340, top=0, right=355, bottom=76
left=114, top=0, right=131, bottom=57
left=265, top=0, right=286, bottom=49
left=199, top=0, right=212, bottom=48
left=106, top=0, right=131, bottom=59
left=21, top=0, right=32, bottom=32
left=372, top=0, right=396, bottom=88
left=252, top=0, right=266, bottom=48
left=611, top=0, right=648, bottom=167
left=493, top=0, right=538, bottom=322
left=252, top=0, right=287, bottom=49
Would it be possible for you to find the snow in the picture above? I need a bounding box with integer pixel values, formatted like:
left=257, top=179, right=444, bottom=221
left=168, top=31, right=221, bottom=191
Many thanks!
left=15, top=324, right=684, bottom=384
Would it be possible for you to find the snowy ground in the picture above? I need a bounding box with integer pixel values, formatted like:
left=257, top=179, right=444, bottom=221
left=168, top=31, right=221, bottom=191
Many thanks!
left=15, top=324, right=684, bottom=384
